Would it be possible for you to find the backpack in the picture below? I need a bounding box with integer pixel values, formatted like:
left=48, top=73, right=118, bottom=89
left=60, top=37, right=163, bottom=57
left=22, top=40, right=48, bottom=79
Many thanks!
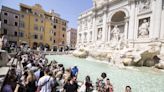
left=96, top=79, right=105, bottom=92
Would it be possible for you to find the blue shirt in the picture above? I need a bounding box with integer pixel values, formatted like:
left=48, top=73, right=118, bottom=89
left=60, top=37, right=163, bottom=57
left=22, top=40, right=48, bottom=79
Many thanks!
left=71, top=67, right=78, bottom=76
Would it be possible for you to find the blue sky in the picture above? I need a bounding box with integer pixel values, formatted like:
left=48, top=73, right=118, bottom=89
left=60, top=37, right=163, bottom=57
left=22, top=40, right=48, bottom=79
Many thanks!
left=0, top=0, right=93, bottom=28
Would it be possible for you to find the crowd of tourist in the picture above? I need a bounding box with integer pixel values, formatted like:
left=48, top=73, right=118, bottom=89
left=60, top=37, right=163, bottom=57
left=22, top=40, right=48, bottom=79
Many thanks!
left=1, top=50, right=132, bottom=92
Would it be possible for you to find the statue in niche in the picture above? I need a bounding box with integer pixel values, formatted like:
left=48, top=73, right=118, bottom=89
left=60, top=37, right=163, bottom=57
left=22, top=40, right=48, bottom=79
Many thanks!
left=97, top=28, right=102, bottom=40
left=111, top=25, right=120, bottom=41
left=138, top=19, right=149, bottom=38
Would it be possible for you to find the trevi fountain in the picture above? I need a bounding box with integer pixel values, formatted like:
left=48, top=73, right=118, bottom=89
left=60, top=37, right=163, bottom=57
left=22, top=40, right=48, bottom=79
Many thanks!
left=74, top=0, right=164, bottom=69
left=46, top=0, right=164, bottom=91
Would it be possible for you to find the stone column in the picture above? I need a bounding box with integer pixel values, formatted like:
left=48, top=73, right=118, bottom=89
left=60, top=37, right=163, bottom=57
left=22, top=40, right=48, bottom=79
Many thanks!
left=92, top=13, right=97, bottom=42
left=152, top=0, right=162, bottom=39
left=128, top=2, right=135, bottom=40
left=160, top=10, right=164, bottom=39
left=102, top=8, right=108, bottom=42
left=124, top=19, right=129, bottom=40
left=108, top=23, right=111, bottom=41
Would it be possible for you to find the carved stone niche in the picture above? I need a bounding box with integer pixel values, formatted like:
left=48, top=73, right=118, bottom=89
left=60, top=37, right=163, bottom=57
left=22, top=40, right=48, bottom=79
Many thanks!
left=138, top=17, right=150, bottom=38
left=135, top=0, right=151, bottom=12
left=96, top=15, right=103, bottom=24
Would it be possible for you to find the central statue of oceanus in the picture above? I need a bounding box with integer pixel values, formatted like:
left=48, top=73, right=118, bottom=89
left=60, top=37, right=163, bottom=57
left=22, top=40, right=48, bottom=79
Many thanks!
left=111, top=25, right=120, bottom=41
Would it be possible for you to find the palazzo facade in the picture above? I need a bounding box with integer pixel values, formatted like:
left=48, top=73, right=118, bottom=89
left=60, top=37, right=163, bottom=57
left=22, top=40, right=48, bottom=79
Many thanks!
left=77, top=0, right=164, bottom=50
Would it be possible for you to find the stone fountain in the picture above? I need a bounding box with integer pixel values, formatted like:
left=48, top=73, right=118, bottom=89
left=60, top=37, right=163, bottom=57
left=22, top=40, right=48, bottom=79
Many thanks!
left=73, top=39, right=164, bottom=69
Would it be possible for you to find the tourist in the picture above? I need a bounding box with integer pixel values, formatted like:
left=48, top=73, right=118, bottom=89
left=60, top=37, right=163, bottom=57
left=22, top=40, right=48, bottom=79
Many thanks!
left=34, top=65, right=44, bottom=82
left=2, top=73, right=16, bottom=92
left=63, top=76, right=78, bottom=92
left=2, top=82, right=13, bottom=92
left=56, top=72, right=64, bottom=92
left=125, top=86, right=132, bottom=92
left=105, top=78, right=113, bottom=92
left=26, top=59, right=33, bottom=69
left=63, top=68, right=71, bottom=82
left=71, top=66, right=79, bottom=77
left=96, top=72, right=107, bottom=92
left=2, top=67, right=18, bottom=92
left=37, top=67, right=54, bottom=92
left=58, top=64, right=65, bottom=73
left=23, top=70, right=36, bottom=92
left=85, top=75, right=93, bottom=92
left=1, top=49, right=122, bottom=92
left=79, top=75, right=93, bottom=92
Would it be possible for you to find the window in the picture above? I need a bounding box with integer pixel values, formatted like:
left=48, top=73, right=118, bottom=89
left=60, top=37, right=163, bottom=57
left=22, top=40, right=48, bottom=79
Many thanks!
left=34, top=35, right=38, bottom=39
left=4, top=19, right=8, bottom=24
left=4, top=12, right=8, bottom=16
left=54, top=32, right=56, bottom=36
left=15, top=15, right=18, bottom=19
left=14, top=32, right=17, bottom=36
left=19, top=32, right=24, bottom=37
left=34, top=25, right=38, bottom=30
left=20, top=21, right=25, bottom=28
left=53, top=25, right=56, bottom=29
left=54, top=40, right=55, bottom=43
left=15, top=22, right=18, bottom=26
left=3, top=29, right=7, bottom=35
left=56, top=19, right=58, bottom=23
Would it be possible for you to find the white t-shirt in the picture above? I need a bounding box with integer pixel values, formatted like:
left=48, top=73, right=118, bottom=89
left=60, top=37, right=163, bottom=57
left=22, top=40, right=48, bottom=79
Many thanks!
left=56, top=78, right=65, bottom=91
left=38, top=75, right=54, bottom=92
left=26, top=63, right=32, bottom=68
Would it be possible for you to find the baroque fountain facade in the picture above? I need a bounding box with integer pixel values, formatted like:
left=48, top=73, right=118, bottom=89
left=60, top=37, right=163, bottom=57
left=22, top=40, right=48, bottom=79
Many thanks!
left=75, top=0, right=164, bottom=69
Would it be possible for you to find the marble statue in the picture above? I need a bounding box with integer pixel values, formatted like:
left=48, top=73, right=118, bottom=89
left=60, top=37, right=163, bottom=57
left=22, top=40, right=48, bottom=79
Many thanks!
left=111, top=25, right=120, bottom=41
left=144, top=0, right=151, bottom=9
left=92, top=0, right=107, bottom=7
left=93, top=0, right=97, bottom=7
left=138, top=19, right=149, bottom=38
left=138, top=0, right=151, bottom=12
left=97, top=29, right=102, bottom=40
